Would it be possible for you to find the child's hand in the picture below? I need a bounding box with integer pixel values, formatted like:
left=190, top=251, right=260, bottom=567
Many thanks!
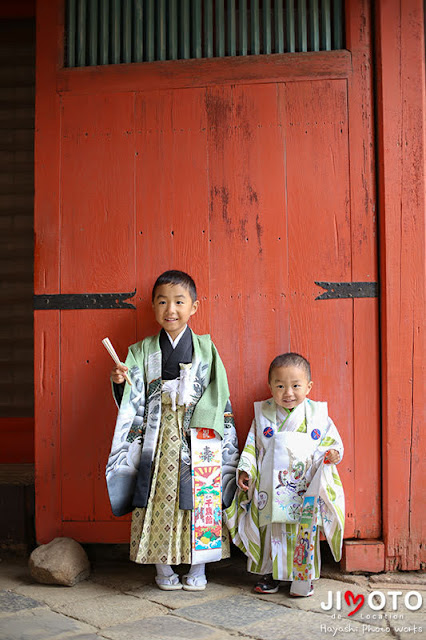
left=324, top=449, right=340, bottom=464
left=238, top=471, right=250, bottom=491
left=110, top=364, right=128, bottom=385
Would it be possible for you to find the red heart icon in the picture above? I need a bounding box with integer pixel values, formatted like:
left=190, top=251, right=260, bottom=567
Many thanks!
left=345, top=590, right=365, bottom=616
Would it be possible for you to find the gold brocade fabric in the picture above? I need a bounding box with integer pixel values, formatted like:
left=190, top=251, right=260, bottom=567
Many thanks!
left=130, top=392, right=231, bottom=565
left=130, top=394, right=192, bottom=564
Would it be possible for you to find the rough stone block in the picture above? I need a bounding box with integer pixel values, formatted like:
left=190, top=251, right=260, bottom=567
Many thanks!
left=0, top=609, right=96, bottom=640
left=101, top=614, right=220, bottom=640
left=53, top=593, right=166, bottom=628
left=176, top=594, right=285, bottom=631
left=29, top=537, right=90, bottom=586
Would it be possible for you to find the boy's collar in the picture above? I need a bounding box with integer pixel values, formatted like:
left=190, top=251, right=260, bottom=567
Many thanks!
left=164, top=325, right=188, bottom=348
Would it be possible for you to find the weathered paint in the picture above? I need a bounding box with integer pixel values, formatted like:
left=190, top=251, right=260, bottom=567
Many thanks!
left=35, top=0, right=386, bottom=564
left=344, top=0, right=380, bottom=545
left=34, top=0, right=63, bottom=543
left=375, top=0, right=425, bottom=571
left=341, top=540, right=385, bottom=573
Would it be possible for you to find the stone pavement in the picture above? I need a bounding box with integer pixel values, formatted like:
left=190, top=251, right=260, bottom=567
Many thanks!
left=0, top=549, right=424, bottom=640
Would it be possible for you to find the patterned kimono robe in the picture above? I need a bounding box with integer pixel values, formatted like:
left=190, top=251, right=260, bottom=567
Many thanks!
left=225, top=398, right=345, bottom=581
left=106, top=329, right=239, bottom=565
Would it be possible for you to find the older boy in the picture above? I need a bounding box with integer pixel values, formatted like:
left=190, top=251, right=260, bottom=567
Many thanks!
left=225, top=352, right=344, bottom=596
left=106, top=270, right=239, bottom=591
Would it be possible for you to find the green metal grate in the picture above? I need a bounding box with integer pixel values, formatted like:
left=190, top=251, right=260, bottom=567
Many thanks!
left=65, top=0, right=345, bottom=68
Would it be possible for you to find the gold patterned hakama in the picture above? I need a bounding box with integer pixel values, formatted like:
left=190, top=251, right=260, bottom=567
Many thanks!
left=130, top=392, right=230, bottom=565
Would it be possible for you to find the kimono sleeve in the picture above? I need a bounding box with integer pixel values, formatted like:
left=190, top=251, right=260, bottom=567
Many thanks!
left=221, top=399, right=239, bottom=508
left=109, top=345, right=138, bottom=407
left=237, top=420, right=260, bottom=481
left=105, top=346, right=146, bottom=517
left=190, top=340, right=229, bottom=439
left=313, top=415, right=344, bottom=466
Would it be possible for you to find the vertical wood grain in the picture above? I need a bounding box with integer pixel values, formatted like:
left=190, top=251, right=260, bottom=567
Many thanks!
left=283, top=79, right=355, bottom=536
left=135, top=88, right=210, bottom=340
left=59, top=92, right=137, bottom=522
left=207, top=83, right=290, bottom=437
left=375, top=0, right=425, bottom=570
left=34, top=0, right=64, bottom=543
left=34, top=0, right=385, bottom=547
left=60, top=93, right=136, bottom=293
left=34, top=311, right=61, bottom=542
left=345, top=0, right=381, bottom=538
left=60, top=310, right=136, bottom=522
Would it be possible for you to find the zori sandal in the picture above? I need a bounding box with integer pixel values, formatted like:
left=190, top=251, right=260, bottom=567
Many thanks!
left=154, top=573, right=183, bottom=591
left=182, top=573, right=207, bottom=591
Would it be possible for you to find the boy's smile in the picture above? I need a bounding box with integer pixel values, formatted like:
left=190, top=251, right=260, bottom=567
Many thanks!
left=269, top=365, right=313, bottom=410
left=152, top=283, right=199, bottom=340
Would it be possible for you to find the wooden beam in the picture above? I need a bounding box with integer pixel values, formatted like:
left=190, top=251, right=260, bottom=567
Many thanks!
left=375, top=0, right=426, bottom=571
left=342, top=540, right=385, bottom=573
left=56, top=50, right=352, bottom=94
left=34, top=0, right=64, bottom=544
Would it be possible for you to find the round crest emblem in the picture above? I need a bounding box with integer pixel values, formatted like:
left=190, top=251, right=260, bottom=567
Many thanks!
left=258, top=491, right=268, bottom=510
left=311, top=429, right=321, bottom=440
left=263, top=426, right=274, bottom=438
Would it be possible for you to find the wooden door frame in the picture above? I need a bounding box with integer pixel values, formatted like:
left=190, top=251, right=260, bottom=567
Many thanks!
left=342, top=0, right=425, bottom=572
left=34, top=0, right=425, bottom=570
left=374, top=0, right=425, bottom=572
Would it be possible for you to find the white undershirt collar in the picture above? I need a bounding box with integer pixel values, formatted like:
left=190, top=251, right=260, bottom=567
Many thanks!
left=165, top=325, right=188, bottom=349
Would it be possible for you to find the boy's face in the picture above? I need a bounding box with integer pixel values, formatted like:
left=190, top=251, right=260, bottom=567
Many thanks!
left=268, top=365, right=313, bottom=410
left=152, top=283, right=199, bottom=340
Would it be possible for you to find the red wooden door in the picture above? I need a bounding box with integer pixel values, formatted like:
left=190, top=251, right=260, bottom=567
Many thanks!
left=35, top=1, right=379, bottom=544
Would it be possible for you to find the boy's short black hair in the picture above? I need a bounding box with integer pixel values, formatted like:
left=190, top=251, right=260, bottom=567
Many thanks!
left=152, top=270, right=197, bottom=303
left=268, top=352, right=312, bottom=382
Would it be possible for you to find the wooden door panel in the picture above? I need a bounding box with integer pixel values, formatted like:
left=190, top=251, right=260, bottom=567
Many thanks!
left=59, top=92, right=138, bottom=523
left=34, top=0, right=381, bottom=546
left=207, top=83, right=289, bottom=421
left=135, top=88, right=211, bottom=339
left=283, top=80, right=355, bottom=532
left=55, top=78, right=374, bottom=539
left=61, top=309, right=136, bottom=522
left=60, top=93, right=135, bottom=293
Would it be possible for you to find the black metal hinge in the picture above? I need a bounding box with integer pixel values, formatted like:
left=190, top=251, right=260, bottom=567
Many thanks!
left=34, top=290, right=136, bottom=310
left=315, top=282, right=378, bottom=300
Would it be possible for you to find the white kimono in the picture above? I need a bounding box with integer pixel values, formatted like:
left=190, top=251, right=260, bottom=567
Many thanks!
left=225, top=398, right=345, bottom=581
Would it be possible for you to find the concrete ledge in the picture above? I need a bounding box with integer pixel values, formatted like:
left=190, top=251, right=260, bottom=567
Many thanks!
left=341, top=539, right=385, bottom=573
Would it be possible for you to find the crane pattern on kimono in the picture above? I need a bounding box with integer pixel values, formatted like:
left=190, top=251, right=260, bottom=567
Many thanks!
left=318, top=495, right=332, bottom=524
left=275, top=447, right=313, bottom=494
left=274, top=448, right=315, bottom=519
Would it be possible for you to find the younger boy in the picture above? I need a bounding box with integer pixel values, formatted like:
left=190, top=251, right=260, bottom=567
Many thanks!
left=106, top=270, right=239, bottom=591
left=225, top=352, right=344, bottom=596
